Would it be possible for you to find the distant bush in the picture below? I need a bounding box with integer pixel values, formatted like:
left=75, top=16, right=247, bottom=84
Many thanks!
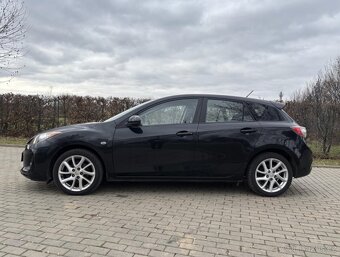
left=0, top=93, right=149, bottom=137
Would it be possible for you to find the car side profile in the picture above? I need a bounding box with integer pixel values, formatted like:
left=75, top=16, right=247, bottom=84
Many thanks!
left=21, top=94, right=313, bottom=196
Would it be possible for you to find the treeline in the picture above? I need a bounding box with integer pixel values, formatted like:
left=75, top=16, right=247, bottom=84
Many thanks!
left=1, top=56, right=339, bottom=158
left=284, top=58, right=340, bottom=156
left=0, top=94, right=149, bottom=137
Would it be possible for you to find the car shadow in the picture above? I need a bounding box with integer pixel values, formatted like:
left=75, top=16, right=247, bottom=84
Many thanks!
left=98, top=180, right=249, bottom=195
left=21, top=179, right=315, bottom=198
left=105, top=181, right=315, bottom=198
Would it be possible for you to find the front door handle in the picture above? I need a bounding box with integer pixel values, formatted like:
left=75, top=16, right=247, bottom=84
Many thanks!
left=240, top=127, right=257, bottom=134
left=176, top=131, right=193, bottom=137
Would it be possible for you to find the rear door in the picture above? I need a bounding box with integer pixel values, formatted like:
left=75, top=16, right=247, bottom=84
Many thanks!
left=196, top=97, right=262, bottom=178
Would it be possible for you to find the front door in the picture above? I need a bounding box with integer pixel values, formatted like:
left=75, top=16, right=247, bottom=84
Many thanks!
left=113, top=98, right=201, bottom=177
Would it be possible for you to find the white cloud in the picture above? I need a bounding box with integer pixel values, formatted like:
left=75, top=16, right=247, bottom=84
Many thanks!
left=1, top=0, right=340, bottom=100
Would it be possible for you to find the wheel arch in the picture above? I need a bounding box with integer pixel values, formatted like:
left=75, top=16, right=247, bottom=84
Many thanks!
left=49, top=144, right=107, bottom=181
left=244, top=147, right=298, bottom=178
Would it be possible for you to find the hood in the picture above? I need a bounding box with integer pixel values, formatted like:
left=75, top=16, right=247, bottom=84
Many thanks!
left=59, top=122, right=100, bottom=130
left=46, top=122, right=105, bottom=134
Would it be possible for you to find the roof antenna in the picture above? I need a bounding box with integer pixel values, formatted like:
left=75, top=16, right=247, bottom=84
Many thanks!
left=246, top=90, right=254, bottom=98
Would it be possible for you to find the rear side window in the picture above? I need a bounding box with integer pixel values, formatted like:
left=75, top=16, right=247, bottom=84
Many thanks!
left=248, top=103, right=282, bottom=121
left=205, top=99, right=253, bottom=123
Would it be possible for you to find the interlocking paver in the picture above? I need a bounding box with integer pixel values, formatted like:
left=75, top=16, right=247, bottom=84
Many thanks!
left=22, top=250, right=48, bottom=257
left=1, top=146, right=340, bottom=257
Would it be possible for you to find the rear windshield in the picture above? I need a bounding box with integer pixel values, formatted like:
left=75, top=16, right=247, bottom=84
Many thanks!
left=248, top=102, right=283, bottom=121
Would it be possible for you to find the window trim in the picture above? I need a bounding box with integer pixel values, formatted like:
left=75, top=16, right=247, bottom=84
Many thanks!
left=242, top=102, right=256, bottom=122
left=199, top=97, right=256, bottom=124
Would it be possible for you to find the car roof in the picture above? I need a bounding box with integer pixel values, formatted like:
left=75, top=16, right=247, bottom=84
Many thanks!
left=156, top=94, right=284, bottom=109
left=109, top=93, right=284, bottom=125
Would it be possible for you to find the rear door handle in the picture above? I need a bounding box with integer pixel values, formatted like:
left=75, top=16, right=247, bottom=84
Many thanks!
left=240, top=128, right=257, bottom=134
left=176, top=131, right=193, bottom=137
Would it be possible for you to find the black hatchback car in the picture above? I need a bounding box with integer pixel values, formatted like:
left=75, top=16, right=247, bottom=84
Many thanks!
left=21, top=94, right=312, bottom=196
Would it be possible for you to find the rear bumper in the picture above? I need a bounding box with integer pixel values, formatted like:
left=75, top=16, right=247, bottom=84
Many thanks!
left=294, top=144, right=313, bottom=178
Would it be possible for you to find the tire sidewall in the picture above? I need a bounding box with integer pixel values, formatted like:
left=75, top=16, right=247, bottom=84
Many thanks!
left=52, top=149, right=103, bottom=195
left=248, top=152, right=293, bottom=197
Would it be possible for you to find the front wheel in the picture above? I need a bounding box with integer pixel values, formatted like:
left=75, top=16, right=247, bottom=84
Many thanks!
left=247, top=152, right=293, bottom=197
left=52, top=149, right=103, bottom=195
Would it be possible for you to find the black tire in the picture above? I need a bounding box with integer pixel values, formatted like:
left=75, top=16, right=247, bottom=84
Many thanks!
left=52, top=149, right=103, bottom=195
left=247, top=152, right=293, bottom=197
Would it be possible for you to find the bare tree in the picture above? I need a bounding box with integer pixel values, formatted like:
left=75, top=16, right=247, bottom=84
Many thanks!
left=317, top=58, right=340, bottom=155
left=286, top=58, right=340, bottom=157
left=0, top=0, right=26, bottom=81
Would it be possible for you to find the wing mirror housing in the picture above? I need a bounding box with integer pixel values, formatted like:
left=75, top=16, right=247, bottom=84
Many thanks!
left=127, top=115, right=142, bottom=127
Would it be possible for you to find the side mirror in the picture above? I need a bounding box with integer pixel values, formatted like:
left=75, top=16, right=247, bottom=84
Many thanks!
left=127, top=115, right=142, bottom=127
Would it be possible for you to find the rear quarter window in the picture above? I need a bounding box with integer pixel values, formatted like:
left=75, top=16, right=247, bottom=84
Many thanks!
left=248, top=102, right=283, bottom=121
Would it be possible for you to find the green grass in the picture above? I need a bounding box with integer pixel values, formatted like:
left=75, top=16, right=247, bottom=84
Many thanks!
left=0, top=136, right=28, bottom=145
left=313, top=158, right=340, bottom=166
left=307, top=141, right=340, bottom=166
left=0, top=136, right=339, bottom=166
left=307, top=141, right=340, bottom=156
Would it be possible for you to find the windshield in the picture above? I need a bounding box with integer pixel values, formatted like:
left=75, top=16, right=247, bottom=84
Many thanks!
left=104, top=100, right=152, bottom=122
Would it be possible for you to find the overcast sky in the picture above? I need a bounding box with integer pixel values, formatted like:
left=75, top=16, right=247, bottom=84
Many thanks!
left=1, top=0, right=340, bottom=100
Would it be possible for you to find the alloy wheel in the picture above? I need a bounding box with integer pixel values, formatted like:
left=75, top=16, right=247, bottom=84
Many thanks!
left=58, top=155, right=96, bottom=192
left=255, top=158, right=289, bottom=193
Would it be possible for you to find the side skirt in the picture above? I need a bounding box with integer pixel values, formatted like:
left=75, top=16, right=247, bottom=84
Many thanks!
left=106, top=176, right=244, bottom=183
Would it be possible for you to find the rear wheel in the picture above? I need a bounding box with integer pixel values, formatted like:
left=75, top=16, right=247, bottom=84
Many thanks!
left=53, top=149, right=103, bottom=195
left=247, top=152, right=293, bottom=196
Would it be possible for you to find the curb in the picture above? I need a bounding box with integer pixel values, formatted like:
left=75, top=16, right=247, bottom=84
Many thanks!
left=312, top=165, right=340, bottom=169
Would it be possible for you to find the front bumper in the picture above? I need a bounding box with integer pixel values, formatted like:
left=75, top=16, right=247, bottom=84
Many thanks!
left=20, top=144, right=52, bottom=181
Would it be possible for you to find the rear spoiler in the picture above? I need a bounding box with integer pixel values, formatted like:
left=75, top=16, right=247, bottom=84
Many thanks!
left=270, top=101, right=285, bottom=109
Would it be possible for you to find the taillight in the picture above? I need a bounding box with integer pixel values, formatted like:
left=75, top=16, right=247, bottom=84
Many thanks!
left=291, top=126, right=307, bottom=138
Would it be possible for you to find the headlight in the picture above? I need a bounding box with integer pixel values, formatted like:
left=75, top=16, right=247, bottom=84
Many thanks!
left=32, top=131, right=62, bottom=144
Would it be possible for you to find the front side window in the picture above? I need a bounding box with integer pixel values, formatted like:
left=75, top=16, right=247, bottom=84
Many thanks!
left=140, top=99, right=198, bottom=126
left=205, top=99, right=253, bottom=123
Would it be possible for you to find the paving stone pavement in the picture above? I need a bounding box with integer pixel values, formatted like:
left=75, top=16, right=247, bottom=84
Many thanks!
left=0, top=146, right=340, bottom=257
